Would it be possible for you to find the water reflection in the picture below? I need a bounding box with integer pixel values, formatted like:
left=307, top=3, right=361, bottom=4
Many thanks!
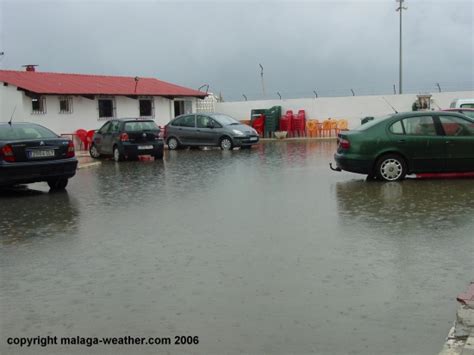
left=0, top=187, right=80, bottom=245
left=335, top=179, right=474, bottom=234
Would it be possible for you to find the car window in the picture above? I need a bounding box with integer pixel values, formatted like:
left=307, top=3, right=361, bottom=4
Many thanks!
left=108, top=121, right=121, bottom=133
left=402, top=116, right=437, bottom=136
left=196, top=115, right=212, bottom=128
left=196, top=115, right=211, bottom=128
left=181, top=115, right=195, bottom=128
left=98, top=122, right=111, bottom=134
left=124, top=121, right=159, bottom=132
left=0, top=124, right=58, bottom=140
left=460, top=103, right=474, bottom=108
left=353, top=115, right=392, bottom=131
left=210, top=114, right=239, bottom=126
left=459, top=111, right=474, bottom=119
left=389, top=120, right=404, bottom=134
left=439, top=116, right=474, bottom=136
left=172, top=115, right=195, bottom=128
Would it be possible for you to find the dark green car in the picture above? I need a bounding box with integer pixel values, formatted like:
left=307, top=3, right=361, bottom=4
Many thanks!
left=333, top=111, right=474, bottom=181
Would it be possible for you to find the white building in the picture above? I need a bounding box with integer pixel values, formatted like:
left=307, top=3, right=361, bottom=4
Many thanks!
left=0, top=67, right=207, bottom=134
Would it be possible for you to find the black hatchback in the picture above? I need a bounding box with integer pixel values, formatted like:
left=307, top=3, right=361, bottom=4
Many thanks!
left=90, top=119, right=164, bottom=162
left=0, top=122, right=78, bottom=190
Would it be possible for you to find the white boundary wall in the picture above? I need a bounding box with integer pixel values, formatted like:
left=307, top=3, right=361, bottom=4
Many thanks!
left=0, top=84, right=198, bottom=134
left=215, top=91, right=474, bottom=128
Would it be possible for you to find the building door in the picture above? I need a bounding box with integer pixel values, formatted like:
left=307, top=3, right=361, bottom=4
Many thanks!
left=174, top=100, right=193, bottom=117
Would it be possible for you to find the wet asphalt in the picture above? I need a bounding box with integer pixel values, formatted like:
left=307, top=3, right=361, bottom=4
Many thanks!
left=1, top=141, right=473, bottom=355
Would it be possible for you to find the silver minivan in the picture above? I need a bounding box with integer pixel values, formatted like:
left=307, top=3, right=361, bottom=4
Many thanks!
left=164, top=113, right=259, bottom=150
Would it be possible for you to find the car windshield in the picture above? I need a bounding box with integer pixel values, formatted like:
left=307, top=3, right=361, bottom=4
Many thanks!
left=211, top=114, right=240, bottom=126
left=0, top=124, right=59, bottom=140
left=124, top=121, right=159, bottom=132
left=353, top=115, right=392, bottom=131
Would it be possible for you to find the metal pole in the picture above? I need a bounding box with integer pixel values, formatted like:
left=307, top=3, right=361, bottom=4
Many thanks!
left=399, top=3, right=402, bottom=94
left=259, top=64, right=265, bottom=98
left=396, top=0, right=407, bottom=95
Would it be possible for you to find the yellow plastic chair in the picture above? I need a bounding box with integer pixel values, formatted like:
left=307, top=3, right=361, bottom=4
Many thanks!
left=306, top=120, right=319, bottom=137
left=321, top=119, right=332, bottom=137
left=337, top=119, right=349, bottom=134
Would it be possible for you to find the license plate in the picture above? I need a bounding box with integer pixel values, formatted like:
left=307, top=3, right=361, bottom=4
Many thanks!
left=29, top=149, right=55, bottom=158
left=249, top=137, right=258, bottom=141
left=138, top=145, right=153, bottom=150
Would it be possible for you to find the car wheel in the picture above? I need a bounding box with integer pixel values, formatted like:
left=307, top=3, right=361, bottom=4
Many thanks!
left=48, top=178, right=68, bottom=191
left=375, top=154, right=407, bottom=182
left=220, top=136, right=233, bottom=150
left=89, top=144, right=101, bottom=159
left=113, top=146, right=124, bottom=162
left=167, top=137, right=179, bottom=150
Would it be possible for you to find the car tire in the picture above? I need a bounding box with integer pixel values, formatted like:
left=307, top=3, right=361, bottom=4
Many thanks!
left=48, top=177, right=68, bottom=191
left=89, top=144, right=101, bottom=159
left=167, top=137, right=179, bottom=150
left=113, top=146, right=124, bottom=162
left=220, top=136, right=233, bottom=150
left=375, top=154, right=407, bottom=182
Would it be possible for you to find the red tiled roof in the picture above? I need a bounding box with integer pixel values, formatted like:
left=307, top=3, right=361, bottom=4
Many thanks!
left=0, top=70, right=207, bottom=98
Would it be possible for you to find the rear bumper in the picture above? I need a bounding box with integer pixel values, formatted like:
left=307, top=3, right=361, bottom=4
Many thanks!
left=0, top=158, right=78, bottom=186
left=120, top=141, right=164, bottom=156
left=334, top=153, right=373, bottom=175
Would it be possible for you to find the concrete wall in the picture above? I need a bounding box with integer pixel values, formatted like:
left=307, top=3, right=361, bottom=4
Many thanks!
left=215, top=91, right=474, bottom=128
left=0, top=84, right=197, bottom=133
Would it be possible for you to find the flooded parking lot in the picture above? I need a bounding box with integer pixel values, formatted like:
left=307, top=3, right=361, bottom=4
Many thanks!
left=1, top=140, right=473, bottom=355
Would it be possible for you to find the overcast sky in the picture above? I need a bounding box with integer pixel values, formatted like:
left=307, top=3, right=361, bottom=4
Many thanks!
left=0, top=0, right=473, bottom=100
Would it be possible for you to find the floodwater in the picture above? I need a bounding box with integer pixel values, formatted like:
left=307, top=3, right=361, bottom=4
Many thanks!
left=1, top=141, right=473, bottom=355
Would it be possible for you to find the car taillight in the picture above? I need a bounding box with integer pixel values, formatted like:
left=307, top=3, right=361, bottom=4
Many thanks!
left=163, top=125, right=167, bottom=138
left=120, top=133, right=129, bottom=142
left=0, top=144, right=15, bottom=162
left=339, top=138, right=350, bottom=150
left=67, top=140, right=75, bottom=158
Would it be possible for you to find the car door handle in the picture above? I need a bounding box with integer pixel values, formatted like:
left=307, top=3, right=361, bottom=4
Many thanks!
left=196, top=129, right=201, bottom=132
left=398, top=139, right=406, bottom=143
left=445, top=141, right=452, bottom=144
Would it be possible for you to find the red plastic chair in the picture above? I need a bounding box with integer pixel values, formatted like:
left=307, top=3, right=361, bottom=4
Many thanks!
left=292, top=110, right=306, bottom=137
left=279, top=110, right=293, bottom=134
left=75, top=129, right=88, bottom=151
left=252, top=114, right=265, bottom=137
left=86, top=130, right=96, bottom=150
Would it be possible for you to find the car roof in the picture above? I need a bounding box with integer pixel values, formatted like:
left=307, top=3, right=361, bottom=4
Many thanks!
left=443, top=108, right=474, bottom=112
left=0, top=122, right=44, bottom=126
left=390, top=111, right=471, bottom=118
left=109, top=118, right=156, bottom=122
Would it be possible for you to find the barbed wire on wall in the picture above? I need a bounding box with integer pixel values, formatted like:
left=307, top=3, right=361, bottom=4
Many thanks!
left=212, top=81, right=474, bottom=102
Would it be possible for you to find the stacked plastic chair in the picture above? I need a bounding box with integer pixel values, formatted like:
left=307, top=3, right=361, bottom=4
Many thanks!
left=263, top=106, right=281, bottom=138
left=279, top=110, right=292, bottom=133
left=292, top=110, right=306, bottom=137
left=86, top=130, right=96, bottom=149
left=306, top=120, right=320, bottom=137
left=75, top=129, right=88, bottom=150
left=251, top=114, right=265, bottom=137
left=321, top=119, right=332, bottom=137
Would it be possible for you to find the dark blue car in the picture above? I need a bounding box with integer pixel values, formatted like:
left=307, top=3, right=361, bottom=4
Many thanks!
left=0, top=122, right=78, bottom=190
left=90, top=118, right=164, bottom=162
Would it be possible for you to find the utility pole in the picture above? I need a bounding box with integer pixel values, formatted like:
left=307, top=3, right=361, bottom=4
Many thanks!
left=259, top=64, right=265, bottom=98
left=396, top=0, right=407, bottom=94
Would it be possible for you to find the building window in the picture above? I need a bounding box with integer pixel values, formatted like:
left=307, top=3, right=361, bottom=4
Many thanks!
left=98, top=98, right=115, bottom=119
left=59, top=96, right=73, bottom=114
left=31, top=96, right=46, bottom=114
left=139, top=98, right=154, bottom=117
